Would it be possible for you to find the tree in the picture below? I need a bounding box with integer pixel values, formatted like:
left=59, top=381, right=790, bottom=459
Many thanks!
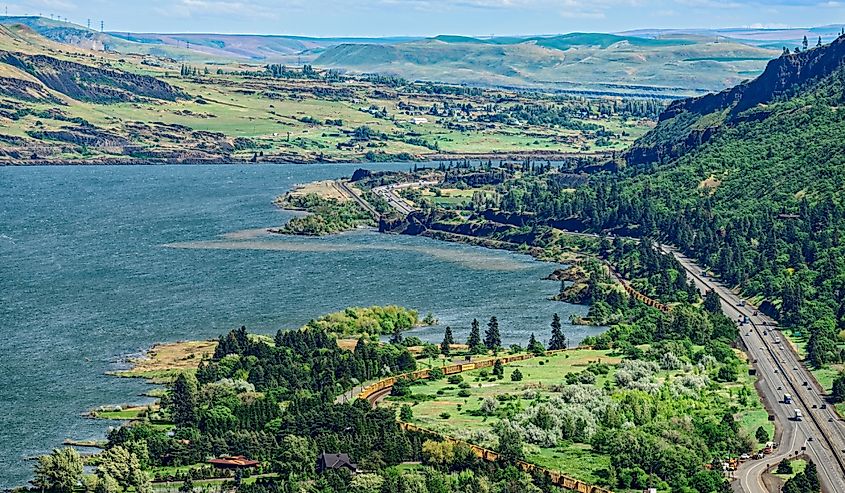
left=492, top=359, right=504, bottom=378
left=494, top=423, right=524, bottom=462
left=703, top=289, right=722, bottom=314
left=400, top=404, right=413, bottom=422
left=171, top=372, right=198, bottom=427
left=467, top=319, right=483, bottom=353
left=33, top=448, right=83, bottom=493
left=97, top=446, right=150, bottom=493
left=441, top=326, right=454, bottom=356
left=755, top=426, right=769, bottom=444
left=803, top=35, right=809, bottom=51
left=805, top=460, right=820, bottom=492
left=422, top=343, right=440, bottom=363
left=484, top=316, right=501, bottom=351
left=94, top=473, right=119, bottom=493
left=776, top=459, right=792, bottom=474
left=832, top=373, right=845, bottom=403
left=818, top=36, right=823, bottom=47
left=389, top=325, right=403, bottom=345
left=276, top=435, right=316, bottom=476
left=510, top=368, right=523, bottom=381
left=548, top=313, right=567, bottom=350
left=527, top=333, right=545, bottom=355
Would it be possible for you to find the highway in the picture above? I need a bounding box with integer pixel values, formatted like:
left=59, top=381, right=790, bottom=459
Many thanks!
left=371, top=180, right=438, bottom=216
left=662, top=245, right=845, bottom=493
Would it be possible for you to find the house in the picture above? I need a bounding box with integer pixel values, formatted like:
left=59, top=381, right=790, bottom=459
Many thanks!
left=208, top=455, right=260, bottom=469
left=410, top=117, right=429, bottom=125
left=317, top=452, right=358, bottom=473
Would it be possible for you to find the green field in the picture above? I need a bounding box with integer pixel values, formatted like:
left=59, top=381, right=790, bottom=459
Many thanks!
left=391, top=347, right=769, bottom=486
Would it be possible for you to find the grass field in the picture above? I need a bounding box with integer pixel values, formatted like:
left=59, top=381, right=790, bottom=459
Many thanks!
left=393, top=347, right=770, bottom=485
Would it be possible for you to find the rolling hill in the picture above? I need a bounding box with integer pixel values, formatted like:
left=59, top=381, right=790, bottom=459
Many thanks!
left=313, top=33, right=779, bottom=96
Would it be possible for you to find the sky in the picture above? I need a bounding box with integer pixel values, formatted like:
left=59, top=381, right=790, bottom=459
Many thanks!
left=3, top=0, right=845, bottom=37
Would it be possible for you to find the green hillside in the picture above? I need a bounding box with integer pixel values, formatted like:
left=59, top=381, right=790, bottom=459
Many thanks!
left=539, top=34, right=845, bottom=368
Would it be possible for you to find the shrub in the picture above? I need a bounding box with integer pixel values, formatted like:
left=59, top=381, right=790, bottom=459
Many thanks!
left=439, top=412, right=451, bottom=419
left=448, top=375, right=464, bottom=385
left=511, top=369, right=523, bottom=381
left=457, top=389, right=471, bottom=398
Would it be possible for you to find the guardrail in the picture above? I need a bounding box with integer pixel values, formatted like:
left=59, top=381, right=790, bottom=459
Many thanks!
left=356, top=349, right=613, bottom=493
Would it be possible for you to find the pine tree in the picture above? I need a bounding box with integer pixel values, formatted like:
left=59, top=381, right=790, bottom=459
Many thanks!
left=527, top=333, right=545, bottom=355
left=549, top=313, right=567, bottom=350
left=484, top=316, right=501, bottom=350
left=492, top=359, right=504, bottom=378
left=171, top=372, right=198, bottom=427
left=802, top=35, right=809, bottom=51
left=467, top=319, right=482, bottom=353
left=440, top=326, right=454, bottom=356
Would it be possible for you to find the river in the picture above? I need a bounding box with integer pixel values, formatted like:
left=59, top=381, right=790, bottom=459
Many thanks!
left=0, top=164, right=601, bottom=487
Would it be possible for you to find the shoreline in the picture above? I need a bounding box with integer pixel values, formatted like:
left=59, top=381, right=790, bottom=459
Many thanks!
left=0, top=150, right=613, bottom=167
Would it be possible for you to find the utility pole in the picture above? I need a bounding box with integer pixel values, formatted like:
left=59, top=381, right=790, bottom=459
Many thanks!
left=100, top=20, right=104, bottom=32
left=87, top=18, right=90, bottom=29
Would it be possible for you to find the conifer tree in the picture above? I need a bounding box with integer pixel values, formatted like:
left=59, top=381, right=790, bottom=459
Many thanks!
left=171, top=372, right=198, bottom=427
left=549, top=313, right=567, bottom=350
left=467, top=319, right=482, bottom=353
left=440, top=326, right=454, bottom=356
left=484, top=316, right=501, bottom=350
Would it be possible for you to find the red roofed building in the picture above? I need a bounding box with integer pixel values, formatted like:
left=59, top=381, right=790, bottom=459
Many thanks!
left=208, top=456, right=260, bottom=469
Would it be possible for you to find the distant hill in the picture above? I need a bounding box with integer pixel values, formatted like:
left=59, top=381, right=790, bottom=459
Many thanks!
left=0, top=16, right=417, bottom=63
left=315, top=34, right=778, bottom=96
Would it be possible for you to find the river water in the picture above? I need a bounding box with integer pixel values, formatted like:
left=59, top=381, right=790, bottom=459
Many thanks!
left=0, top=164, right=599, bottom=487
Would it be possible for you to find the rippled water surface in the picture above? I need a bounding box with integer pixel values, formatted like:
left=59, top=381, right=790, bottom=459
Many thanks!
left=0, top=164, right=599, bottom=487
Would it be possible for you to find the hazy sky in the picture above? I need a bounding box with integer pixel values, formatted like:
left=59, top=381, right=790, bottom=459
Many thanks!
left=4, top=0, right=845, bottom=36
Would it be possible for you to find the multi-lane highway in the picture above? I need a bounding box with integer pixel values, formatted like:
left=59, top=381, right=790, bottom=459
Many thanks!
left=371, top=180, right=438, bottom=216
left=663, top=245, right=845, bottom=493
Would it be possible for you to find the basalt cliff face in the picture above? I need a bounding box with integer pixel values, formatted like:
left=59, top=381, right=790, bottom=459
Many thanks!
left=625, top=35, right=845, bottom=168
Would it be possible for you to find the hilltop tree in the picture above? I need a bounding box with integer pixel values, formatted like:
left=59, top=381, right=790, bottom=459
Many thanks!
left=548, top=313, right=567, bottom=350
left=440, top=326, right=454, bottom=356
left=803, top=35, right=809, bottom=51
left=171, top=372, right=198, bottom=427
left=33, top=448, right=83, bottom=493
left=818, top=36, right=823, bottom=47
left=484, top=316, right=501, bottom=351
left=467, top=319, right=483, bottom=353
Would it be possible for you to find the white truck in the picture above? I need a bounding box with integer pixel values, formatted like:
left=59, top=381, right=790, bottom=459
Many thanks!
left=784, top=394, right=793, bottom=404
left=794, top=409, right=803, bottom=421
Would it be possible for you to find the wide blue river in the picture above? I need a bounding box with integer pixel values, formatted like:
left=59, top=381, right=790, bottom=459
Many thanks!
left=0, top=164, right=598, bottom=487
